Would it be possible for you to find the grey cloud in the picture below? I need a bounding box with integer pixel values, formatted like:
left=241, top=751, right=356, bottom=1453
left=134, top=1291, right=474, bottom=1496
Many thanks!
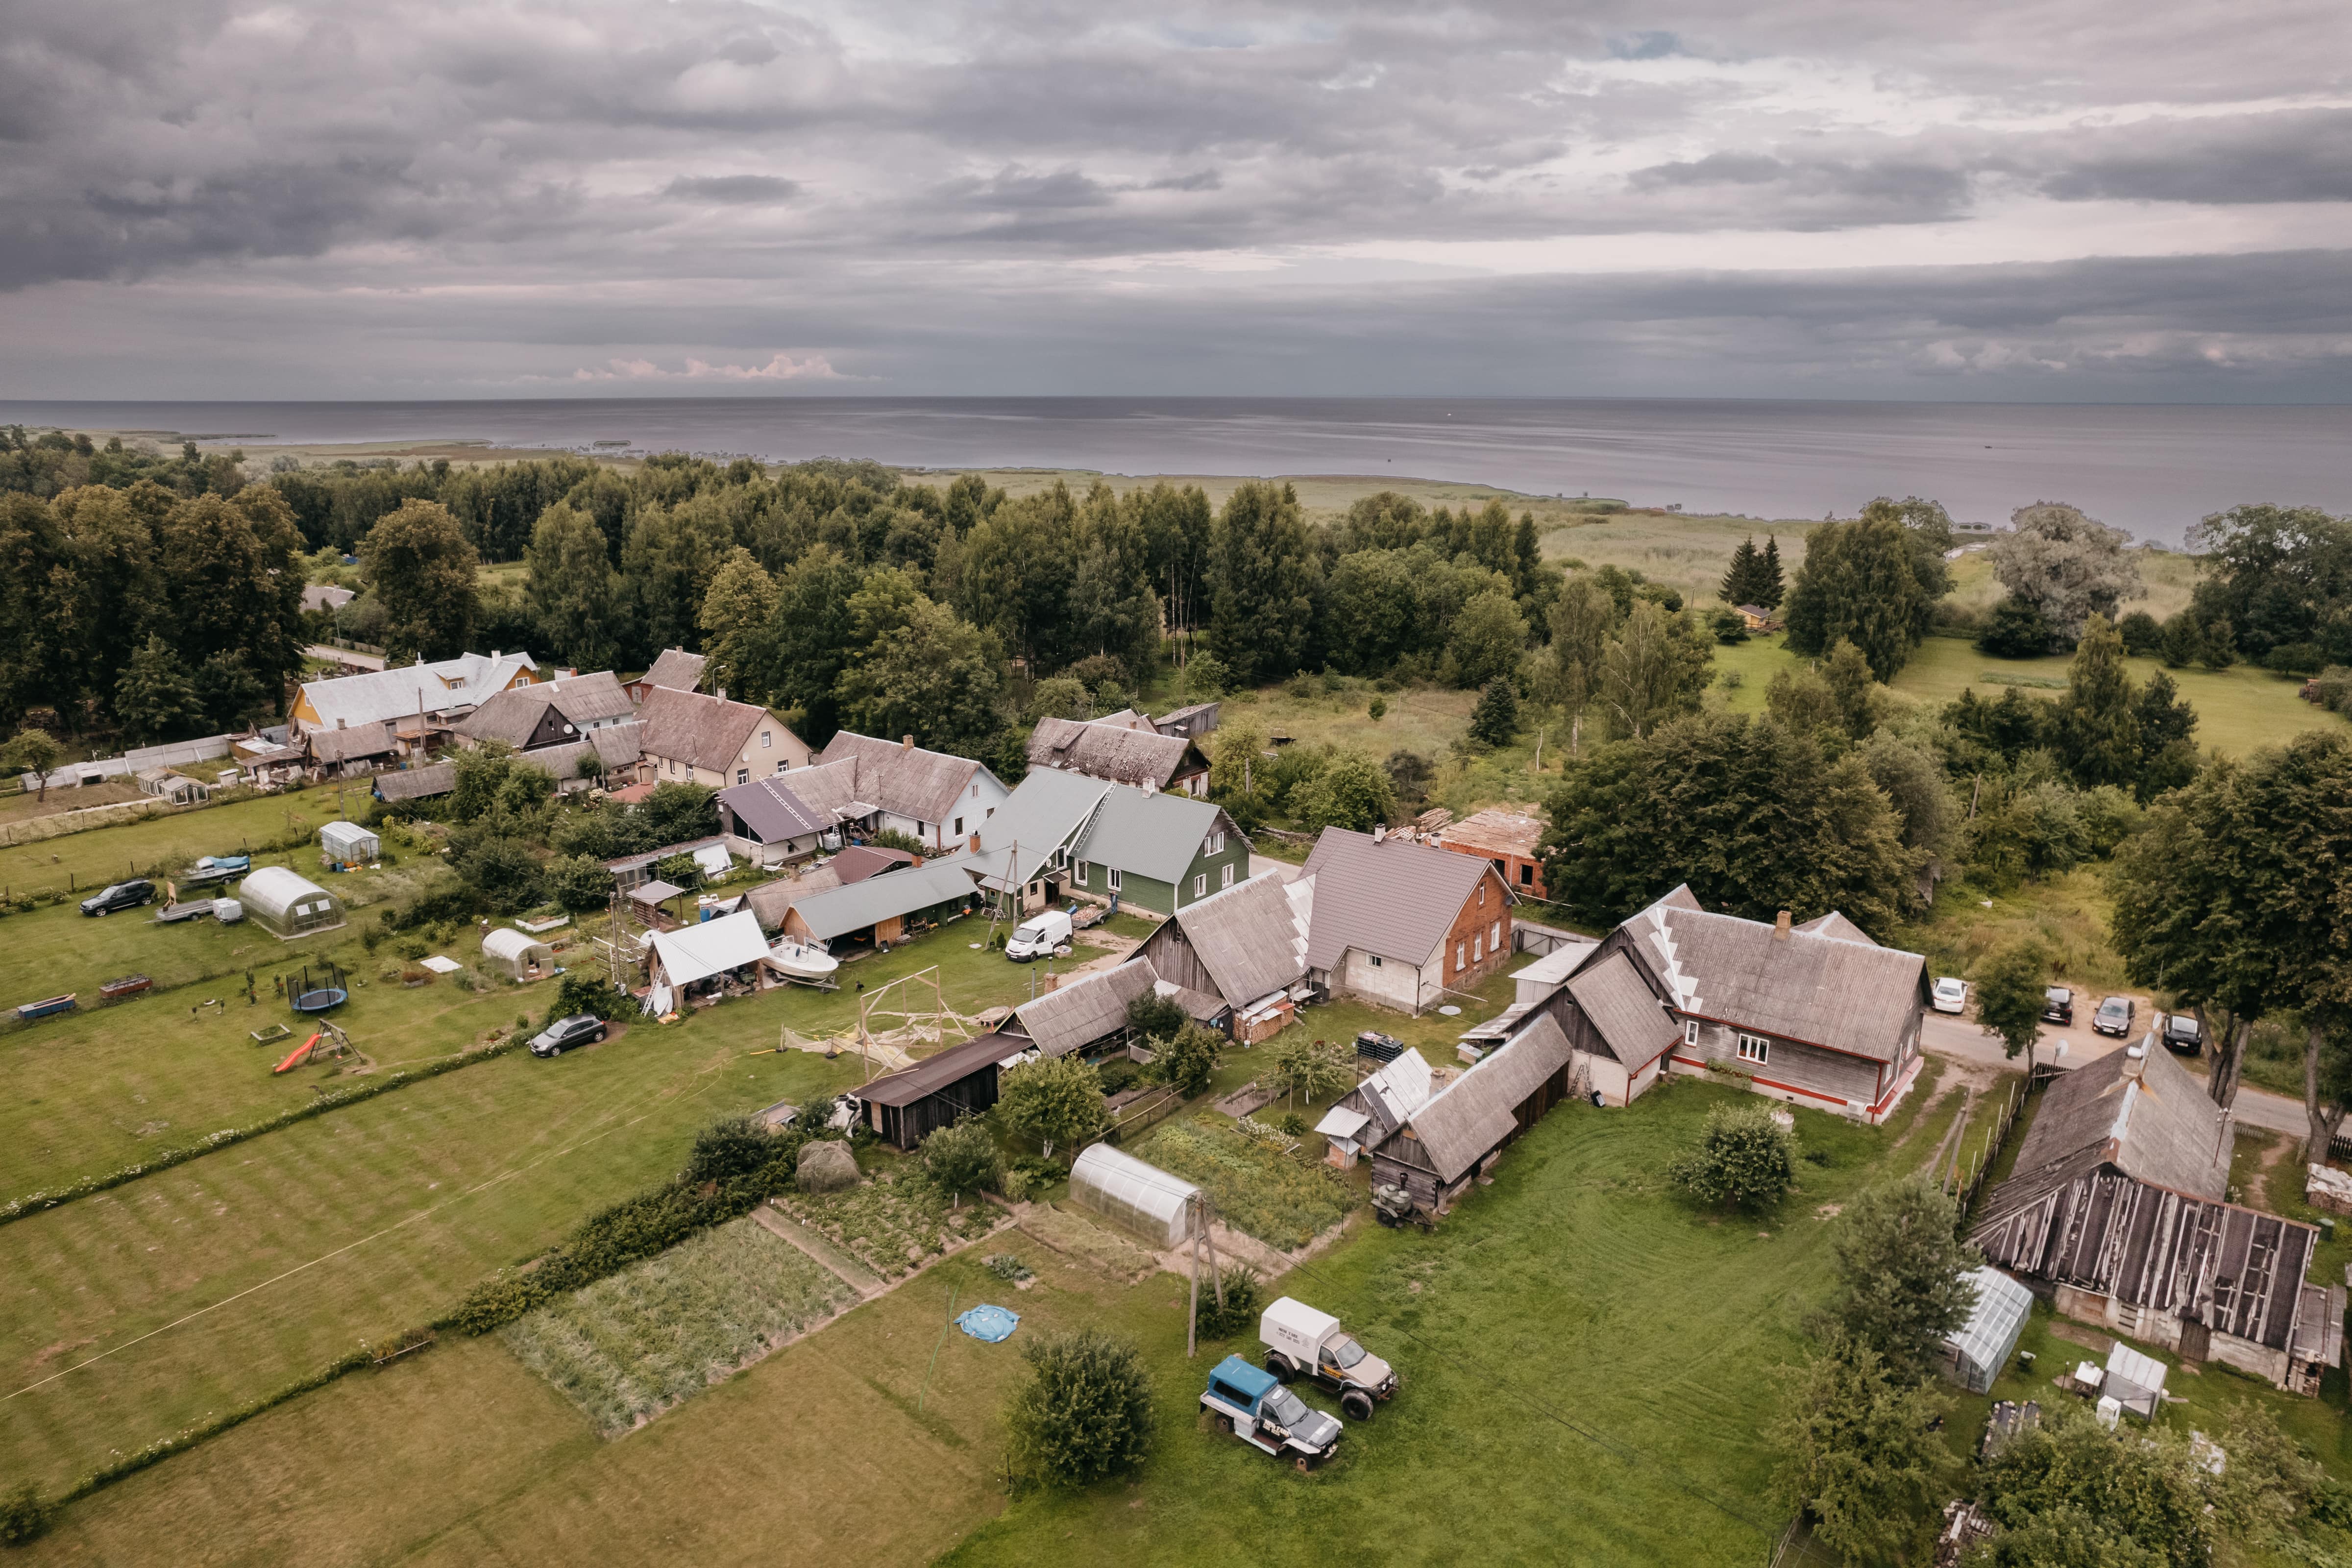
left=663, top=174, right=800, bottom=204
left=2035, top=108, right=2352, bottom=205
left=1139, top=170, right=1222, bottom=192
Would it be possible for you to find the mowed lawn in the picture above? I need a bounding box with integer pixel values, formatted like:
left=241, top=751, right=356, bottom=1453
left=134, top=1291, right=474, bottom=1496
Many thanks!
left=24, top=1075, right=1930, bottom=1568
left=0, top=785, right=356, bottom=900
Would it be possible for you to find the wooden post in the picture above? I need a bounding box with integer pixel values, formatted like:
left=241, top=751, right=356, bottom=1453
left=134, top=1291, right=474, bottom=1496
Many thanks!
left=1202, top=1195, right=1225, bottom=1312
left=1186, top=1199, right=1201, bottom=1360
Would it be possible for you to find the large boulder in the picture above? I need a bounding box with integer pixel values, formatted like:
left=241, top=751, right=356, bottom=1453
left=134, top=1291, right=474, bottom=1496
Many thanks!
left=797, top=1139, right=862, bottom=1194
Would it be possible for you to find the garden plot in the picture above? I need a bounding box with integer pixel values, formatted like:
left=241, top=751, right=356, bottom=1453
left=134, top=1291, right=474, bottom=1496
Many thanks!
left=1131, top=1114, right=1356, bottom=1250
left=499, top=1216, right=856, bottom=1437
left=774, top=1163, right=1005, bottom=1281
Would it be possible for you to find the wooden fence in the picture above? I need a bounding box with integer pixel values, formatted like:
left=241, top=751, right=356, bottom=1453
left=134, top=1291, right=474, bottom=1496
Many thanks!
left=1947, top=1077, right=2032, bottom=1221
left=1104, top=1085, right=1185, bottom=1146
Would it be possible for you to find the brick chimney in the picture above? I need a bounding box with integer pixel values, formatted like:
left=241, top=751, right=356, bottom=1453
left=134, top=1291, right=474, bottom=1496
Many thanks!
left=902, top=735, right=914, bottom=750
left=968, top=832, right=980, bottom=854
left=1773, top=910, right=1791, bottom=940
left=715, top=686, right=727, bottom=703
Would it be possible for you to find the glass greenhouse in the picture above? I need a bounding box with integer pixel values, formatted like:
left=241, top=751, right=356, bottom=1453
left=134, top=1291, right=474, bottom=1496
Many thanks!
left=238, top=866, right=346, bottom=941
left=319, top=820, right=380, bottom=867
left=1937, top=1266, right=2034, bottom=1394
left=1069, top=1143, right=1200, bottom=1248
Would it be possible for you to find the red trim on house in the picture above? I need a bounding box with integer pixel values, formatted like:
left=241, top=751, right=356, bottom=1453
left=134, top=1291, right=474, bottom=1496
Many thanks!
left=1673, top=1012, right=1907, bottom=1067
left=1745, top=1073, right=1854, bottom=1108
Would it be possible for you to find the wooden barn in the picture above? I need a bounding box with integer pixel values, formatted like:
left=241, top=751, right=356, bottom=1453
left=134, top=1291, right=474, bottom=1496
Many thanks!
left=1126, top=870, right=1308, bottom=1036
left=858, top=1031, right=1023, bottom=1150
left=1370, top=1015, right=1575, bottom=1216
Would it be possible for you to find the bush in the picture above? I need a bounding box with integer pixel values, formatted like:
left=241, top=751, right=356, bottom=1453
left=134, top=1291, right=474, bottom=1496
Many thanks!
left=1977, top=596, right=2059, bottom=658
left=1095, top=1057, right=1142, bottom=1096
left=2264, top=641, right=2324, bottom=675
left=682, top=1116, right=777, bottom=1187
left=1708, top=606, right=1751, bottom=644
left=1004, top=1328, right=1157, bottom=1489
left=1193, top=1265, right=1261, bottom=1340
left=922, top=1117, right=1000, bottom=1202
left=1126, top=990, right=1187, bottom=1044
left=0, top=1484, right=50, bottom=1546
left=1149, top=1023, right=1224, bottom=1099
left=547, top=968, right=625, bottom=1024
left=546, top=854, right=613, bottom=914
left=1669, top=1103, right=1798, bottom=1210
left=2117, top=609, right=2163, bottom=656
left=1180, top=653, right=1229, bottom=702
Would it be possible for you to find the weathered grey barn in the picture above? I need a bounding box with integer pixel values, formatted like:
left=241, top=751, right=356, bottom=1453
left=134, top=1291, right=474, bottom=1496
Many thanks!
left=1369, top=1015, right=1576, bottom=1214
left=1970, top=1042, right=2341, bottom=1392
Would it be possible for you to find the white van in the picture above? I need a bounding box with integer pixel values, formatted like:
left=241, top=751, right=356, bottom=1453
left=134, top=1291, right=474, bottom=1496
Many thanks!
left=1004, top=908, right=1073, bottom=961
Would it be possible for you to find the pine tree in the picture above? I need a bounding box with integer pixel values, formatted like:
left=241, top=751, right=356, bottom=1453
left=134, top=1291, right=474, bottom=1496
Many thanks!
left=1468, top=676, right=1519, bottom=746
left=1758, top=536, right=1786, bottom=609
left=1721, top=536, right=1760, bottom=606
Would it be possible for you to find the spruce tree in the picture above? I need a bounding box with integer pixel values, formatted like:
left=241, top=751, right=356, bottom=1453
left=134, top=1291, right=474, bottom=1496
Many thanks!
left=113, top=635, right=205, bottom=745
left=1758, top=536, right=1786, bottom=608
left=1721, top=536, right=1760, bottom=606
left=2057, top=615, right=2139, bottom=789
left=1468, top=676, right=1520, bottom=746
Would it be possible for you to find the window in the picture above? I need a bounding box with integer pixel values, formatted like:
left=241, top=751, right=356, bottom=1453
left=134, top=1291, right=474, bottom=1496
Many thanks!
left=1221, top=863, right=1234, bottom=889
left=1075, top=860, right=1089, bottom=886
left=1519, top=863, right=1533, bottom=885
left=970, top=783, right=979, bottom=798
left=1738, top=1034, right=1770, bottom=1064
left=760, top=730, right=771, bottom=749
left=1455, top=939, right=1466, bottom=970
left=1478, top=882, right=1486, bottom=906
left=1207, top=830, right=1225, bottom=855
left=1369, top=954, right=1383, bottom=968
left=776, top=761, right=788, bottom=775
left=736, top=768, right=748, bottom=784
left=1472, top=934, right=1483, bottom=962
left=953, top=816, right=963, bottom=836
left=1107, top=867, right=1122, bottom=893
left=1193, top=874, right=1206, bottom=898
left=1683, top=1019, right=1699, bottom=1048
left=1490, top=919, right=1501, bottom=952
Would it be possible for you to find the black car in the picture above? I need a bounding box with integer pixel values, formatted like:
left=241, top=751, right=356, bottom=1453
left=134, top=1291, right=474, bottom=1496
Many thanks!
left=79, top=879, right=155, bottom=917
left=530, top=1014, right=607, bottom=1057
left=2092, top=995, right=2136, bottom=1038
left=2041, top=987, right=2075, bottom=1025
left=2161, top=1013, right=2203, bottom=1054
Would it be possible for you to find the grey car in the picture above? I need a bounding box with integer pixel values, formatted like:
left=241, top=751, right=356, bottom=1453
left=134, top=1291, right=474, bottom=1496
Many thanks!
left=530, top=1014, right=607, bottom=1057
left=2093, top=996, right=2136, bottom=1038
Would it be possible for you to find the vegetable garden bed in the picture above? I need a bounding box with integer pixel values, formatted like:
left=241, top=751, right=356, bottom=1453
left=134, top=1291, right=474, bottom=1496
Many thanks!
left=774, top=1164, right=1003, bottom=1281
left=1130, top=1113, right=1356, bottom=1250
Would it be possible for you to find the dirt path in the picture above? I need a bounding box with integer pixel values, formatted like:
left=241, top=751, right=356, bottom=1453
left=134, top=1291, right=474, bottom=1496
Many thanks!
left=756, top=1204, right=886, bottom=1298
left=1917, top=1087, right=1976, bottom=1185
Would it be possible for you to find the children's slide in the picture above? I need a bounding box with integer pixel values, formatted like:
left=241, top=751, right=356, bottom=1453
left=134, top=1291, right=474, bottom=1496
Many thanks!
left=274, top=1033, right=321, bottom=1074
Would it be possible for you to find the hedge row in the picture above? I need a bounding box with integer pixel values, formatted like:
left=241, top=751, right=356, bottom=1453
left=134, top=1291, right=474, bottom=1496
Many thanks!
left=0, top=1037, right=526, bottom=1227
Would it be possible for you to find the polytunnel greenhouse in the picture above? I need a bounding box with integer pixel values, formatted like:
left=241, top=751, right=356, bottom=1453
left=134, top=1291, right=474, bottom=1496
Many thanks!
left=1069, top=1143, right=1200, bottom=1248
left=239, top=866, right=346, bottom=941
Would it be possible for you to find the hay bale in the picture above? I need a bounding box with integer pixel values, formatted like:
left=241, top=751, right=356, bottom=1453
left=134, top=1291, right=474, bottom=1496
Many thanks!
left=797, top=1139, right=862, bottom=1193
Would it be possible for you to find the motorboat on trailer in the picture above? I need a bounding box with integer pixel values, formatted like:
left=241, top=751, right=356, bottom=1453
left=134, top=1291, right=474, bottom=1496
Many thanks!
left=766, top=938, right=839, bottom=983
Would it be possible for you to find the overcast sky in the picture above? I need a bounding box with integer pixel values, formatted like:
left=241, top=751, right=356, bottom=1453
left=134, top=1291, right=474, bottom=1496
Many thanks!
left=5, top=0, right=2349, bottom=400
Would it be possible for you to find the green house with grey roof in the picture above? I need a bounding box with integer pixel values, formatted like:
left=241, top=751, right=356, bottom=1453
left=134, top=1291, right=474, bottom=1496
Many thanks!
left=958, top=769, right=1250, bottom=919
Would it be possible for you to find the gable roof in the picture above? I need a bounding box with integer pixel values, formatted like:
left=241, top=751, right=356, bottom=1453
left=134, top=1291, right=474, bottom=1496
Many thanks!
left=647, top=909, right=770, bottom=988
left=1441, top=808, right=1544, bottom=860
left=1149, top=869, right=1311, bottom=1005
left=1075, top=785, right=1229, bottom=886
left=1622, top=886, right=1925, bottom=1063
left=1565, top=952, right=1679, bottom=1067
left=639, top=648, right=708, bottom=694
left=785, top=860, right=979, bottom=942
left=1792, top=910, right=1876, bottom=945
left=455, top=671, right=634, bottom=747
left=297, top=652, right=539, bottom=732
left=832, top=845, right=918, bottom=883
left=745, top=866, right=841, bottom=930
left=308, top=721, right=397, bottom=762
left=777, top=758, right=880, bottom=823
left=1011, top=961, right=1162, bottom=1058
left=1983, top=1043, right=2232, bottom=1224
left=815, top=731, right=995, bottom=827
left=1028, top=716, right=1201, bottom=790
left=719, top=776, right=831, bottom=842
left=637, top=686, right=788, bottom=772
left=962, top=768, right=1113, bottom=889
left=511, top=722, right=643, bottom=782
left=374, top=761, right=455, bottom=802
left=1301, top=827, right=1499, bottom=970
left=1400, top=1014, right=1573, bottom=1183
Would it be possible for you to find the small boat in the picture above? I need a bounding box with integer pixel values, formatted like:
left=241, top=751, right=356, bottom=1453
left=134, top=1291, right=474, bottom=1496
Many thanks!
left=99, top=974, right=153, bottom=1002
left=766, top=939, right=839, bottom=982
left=17, top=994, right=76, bottom=1021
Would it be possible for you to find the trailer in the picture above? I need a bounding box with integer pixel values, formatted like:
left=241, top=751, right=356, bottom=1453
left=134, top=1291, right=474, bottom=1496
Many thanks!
left=99, top=974, right=153, bottom=1003
left=180, top=854, right=251, bottom=890
left=17, top=994, right=77, bottom=1022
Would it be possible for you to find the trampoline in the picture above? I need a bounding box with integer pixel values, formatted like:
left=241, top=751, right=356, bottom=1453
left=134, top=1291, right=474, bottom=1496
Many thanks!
left=289, top=961, right=350, bottom=1014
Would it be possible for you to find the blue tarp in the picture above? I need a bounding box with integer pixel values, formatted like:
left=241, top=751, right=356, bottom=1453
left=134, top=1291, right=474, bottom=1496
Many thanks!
left=956, top=1304, right=1020, bottom=1343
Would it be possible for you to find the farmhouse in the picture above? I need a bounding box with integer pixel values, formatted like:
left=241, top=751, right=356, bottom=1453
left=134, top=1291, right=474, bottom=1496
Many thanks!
left=1970, top=1042, right=2342, bottom=1392
left=637, top=687, right=811, bottom=787
left=305, top=720, right=401, bottom=778
left=1301, top=827, right=1514, bottom=1015
left=1437, top=808, right=1548, bottom=899
left=1370, top=1014, right=1575, bottom=1215
left=452, top=671, right=636, bottom=753
left=857, top=1031, right=1024, bottom=1151
left=624, top=648, right=707, bottom=704
left=1126, top=869, right=1311, bottom=1035
left=506, top=724, right=644, bottom=791
left=715, top=776, right=836, bottom=866
left=953, top=770, right=1250, bottom=919
left=291, top=651, right=540, bottom=748
left=809, top=731, right=1009, bottom=850
left=1026, top=715, right=1210, bottom=796
left=1000, top=960, right=1165, bottom=1061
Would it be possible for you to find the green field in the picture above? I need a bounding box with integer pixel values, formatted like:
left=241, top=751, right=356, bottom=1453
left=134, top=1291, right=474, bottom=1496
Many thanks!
left=0, top=784, right=358, bottom=901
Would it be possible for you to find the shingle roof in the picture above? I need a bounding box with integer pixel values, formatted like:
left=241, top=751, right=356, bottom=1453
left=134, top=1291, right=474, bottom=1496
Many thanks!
left=297, top=652, right=539, bottom=732
left=815, top=731, right=995, bottom=828
left=1983, top=1043, right=2231, bottom=1224
left=307, top=721, right=397, bottom=762
left=719, top=776, right=831, bottom=841
left=858, top=1031, right=1023, bottom=1107
left=639, top=648, right=708, bottom=694
left=373, top=762, right=455, bottom=801
left=456, top=671, right=635, bottom=747
left=1012, top=961, right=1162, bottom=1058
left=637, top=686, right=787, bottom=773
left=832, top=845, right=918, bottom=883
left=1029, top=717, right=1200, bottom=790
left=745, top=866, right=841, bottom=930
left=512, top=722, right=643, bottom=782
left=1441, top=808, right=1545, bottom=860
left=1401, top=1014, right=1573, bottom=1183
left=1152, top=870, right=1311, bottom=1005
left=1301, top=828, right=1499, bottom=970
left=785, top=860, right=979, bottom=942
left=1075, top=786, right=1229, bottom=886
left=1625, top=887, right=1925, bottom=1063
left=1565, top=952, right=1678, bottom=1067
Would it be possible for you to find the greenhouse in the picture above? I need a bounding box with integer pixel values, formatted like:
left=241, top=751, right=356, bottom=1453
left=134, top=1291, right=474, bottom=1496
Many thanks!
left=1936, top=1266, right=2035, bottom=1394
left=319, top=820, right=380, bottom=869
left=482, top=927, right=556, bottom=979
left=1069, top=1143, right=1200, bottom=1249
left=239, top=866, right=346, bottom=941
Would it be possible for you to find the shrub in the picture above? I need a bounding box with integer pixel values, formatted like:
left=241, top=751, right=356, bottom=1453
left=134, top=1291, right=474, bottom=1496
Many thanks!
left=1126, top=990, right=1187, bottom=1044
left=2117, top=609, right=2163, bottom=656
left=1368, top=696, right=1386, bottom=721
left=0, top=1484, right=50, bottom=1546
left=1669, top=1103, right=1798, bottom=1210
left=548, top=968, right=625, bottom=1024
left=1095, top=1057, right=1142, bottom=1096
left=683, top=1116, right=778, bottom=1187
left=1977, top=596, right=2059, bottom=658
left=1193, top=1265, right=1261, bottom=1340
left=999, top=1055, right=1107, bottom=1158
left=922, top=1117, right=1000, bottom=1203
left=867, top=827, right=926, bottom=855
left=984, top=1252, right=1034, bottom=1283
left=1708, top=606, right=1751, bottom=644
left=1004, top=1328, right=1157, bottom=1489
left=1149, top=1023, right=1224, bottom=1099
left=546, top=854, right=613, bottom=914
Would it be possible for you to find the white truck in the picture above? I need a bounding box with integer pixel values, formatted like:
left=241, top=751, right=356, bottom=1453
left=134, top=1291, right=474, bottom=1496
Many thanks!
left=1004, top=907, right=1073, bottom=962
left=1260, top=1296, right=1397, bottom=1421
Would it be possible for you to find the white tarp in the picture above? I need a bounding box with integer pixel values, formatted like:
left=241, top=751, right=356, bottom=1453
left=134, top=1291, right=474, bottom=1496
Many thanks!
left=647, top=908, right=769, bottom=989
left=693, top=844, right=732, bottom=878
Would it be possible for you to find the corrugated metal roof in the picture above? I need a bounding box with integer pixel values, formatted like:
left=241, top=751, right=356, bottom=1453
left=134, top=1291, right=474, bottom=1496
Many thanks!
left=787, top=860, right=979, bottom=941
left=859, top=1031, right=1018, bottom=1107
left=308, top=722, right=397, bottom=762
left=373, top=762, right=455, bottom=801
left=963, top=769, right=1110, bottom=888
left=1792, top=910, right=1877, bottom=945
left=514, top=721, right=643, bottom=782
left=1565, top=952, right=1678, bottom=1067
left=1399, top=1014, right=1572, bottom=1183
left=1630, top=891, right=1924, bottom=1063
left=719, top=776, right=831, bottom=841
left=298, top=652, right=539, bottom=733
left=1158, top=870, right=1309, bottom=1005
left=1012, top=960, right=1161, bottom=1058
left=1302, top=827, right=1498, bottom=970
left=1980, top=1043, right=2231, bottom=1224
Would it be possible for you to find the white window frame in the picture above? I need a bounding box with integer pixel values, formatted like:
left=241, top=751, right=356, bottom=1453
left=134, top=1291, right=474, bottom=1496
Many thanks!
left=1207, top=830, right=1225, bottom=855
left=1737, top=1033, right=1770, bottom=1064
left=1489, top=919, right=1501, bottom=951
left=775, top=761, right=788, bottom=775
left=1472, top=933, right=1483, bottom=962
left=1369, top=954, right=1382, bottom=968
left=1455, top=939, right=1466, bottom=970
left=1193, top=873, right=1206, bottom=898
left=1107, top=867, right=1122, bottom=893
left=736, top=768, right=749, bottom=785
left=1075, top=860, right=1089, bottom=887
left=1220, top=862, right=1234, bottom=889
left=760, top=730, right=772, bottom=749
left=1683, top=1019, right=1700, bottom=1048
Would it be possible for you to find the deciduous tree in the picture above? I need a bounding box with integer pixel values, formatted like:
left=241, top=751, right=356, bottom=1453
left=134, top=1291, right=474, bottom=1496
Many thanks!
left=361, top=499, right=480, bottom=661
left=998, top=1055, right=1107, bottom=1158
left=1782, top=511, right=1939, bottom=679
left=1991, top=501, right=2144, bottom=646
left=1824, top=1177, right=1976, bottom=1379
left=1003, top=1328, right=1156, bottom=1489
left=1597, top=599, right=1711, bottom=739
left=1974, top=938, right=2051, bottom=1072
left=525, top=501, right=627, bottom=673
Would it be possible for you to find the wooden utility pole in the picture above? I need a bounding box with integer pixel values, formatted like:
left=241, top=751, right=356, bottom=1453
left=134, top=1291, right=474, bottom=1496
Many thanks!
left=1185, top=1191, right=1226, bottom=1359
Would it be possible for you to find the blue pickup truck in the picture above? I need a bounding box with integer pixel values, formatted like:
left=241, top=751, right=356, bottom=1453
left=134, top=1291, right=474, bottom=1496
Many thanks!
left=1200, top=1354, right=1341, bottom=1472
